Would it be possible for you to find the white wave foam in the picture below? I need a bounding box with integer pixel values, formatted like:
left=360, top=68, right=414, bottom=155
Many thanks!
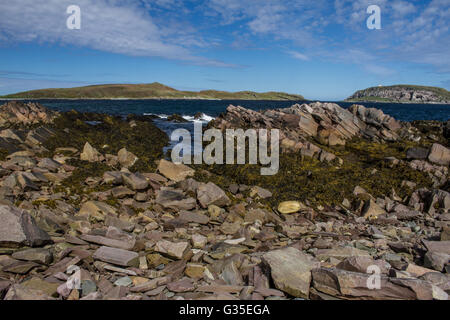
left=143, top=113, right=169, bottom=119
left=143, top=112, right=215, bottom=123
left=182, top=113, right=215, bottom=123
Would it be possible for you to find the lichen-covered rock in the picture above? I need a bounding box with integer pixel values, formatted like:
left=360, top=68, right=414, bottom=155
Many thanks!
left=277, top=201, right=308, bottom=214
left=80, top=142, right=104, bottom=162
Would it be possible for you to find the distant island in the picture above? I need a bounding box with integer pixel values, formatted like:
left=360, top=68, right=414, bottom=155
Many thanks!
left=0, top=82, right=305, bottom=101
left=346, top=85, right=450, bottom=104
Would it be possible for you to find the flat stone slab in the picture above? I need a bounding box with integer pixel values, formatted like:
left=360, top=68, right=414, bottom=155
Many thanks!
left=93, top=246, right=139, bottom=267
left=12, top=248, right=53, bottom=265
left=80, top=234, right=135, bottom=251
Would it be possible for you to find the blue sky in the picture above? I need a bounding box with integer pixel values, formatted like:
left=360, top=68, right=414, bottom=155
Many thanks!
left=0, top=0, right=449, bottom=100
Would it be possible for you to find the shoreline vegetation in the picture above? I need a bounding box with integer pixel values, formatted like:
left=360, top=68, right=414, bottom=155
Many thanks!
left=0, top=82, right=305, bottom=101
left=0, top=100, right=448, bottom=301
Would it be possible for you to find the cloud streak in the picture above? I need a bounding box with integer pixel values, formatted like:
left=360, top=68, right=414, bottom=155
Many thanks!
left=0, top=0, right=236, bottom=68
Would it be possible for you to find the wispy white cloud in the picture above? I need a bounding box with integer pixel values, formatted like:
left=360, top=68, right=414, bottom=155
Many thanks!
left=287, top=51, right=309, bottom=61
left=0, top=0, right=448, bottom=77
left=0, top=0, right=235, bottom=68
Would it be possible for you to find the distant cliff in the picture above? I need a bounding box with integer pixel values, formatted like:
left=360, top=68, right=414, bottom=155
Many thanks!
left=346, top=85, right=450, bottom=104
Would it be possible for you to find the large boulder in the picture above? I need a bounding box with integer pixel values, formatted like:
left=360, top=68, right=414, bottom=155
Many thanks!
left=0, top=205, right=52, bottom=248
left=117, top=148, right=138, bottom=168
left=262, top=247, right=320, bottom=299
left=80, top=142, right=104, bottom=162
left=157, top=159, right=195, bottom=182
left=428, top=143, right=450, bottom=166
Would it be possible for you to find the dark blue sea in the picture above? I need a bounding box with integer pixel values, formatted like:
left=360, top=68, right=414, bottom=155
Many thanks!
left=1, top=99, right=447, bottom=121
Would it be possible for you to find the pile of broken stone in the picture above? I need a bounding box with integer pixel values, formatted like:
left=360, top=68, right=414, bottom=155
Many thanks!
left=0, top=101, right=449, bottom=300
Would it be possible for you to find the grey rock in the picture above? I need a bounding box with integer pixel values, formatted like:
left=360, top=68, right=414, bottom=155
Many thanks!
left=262, top=247, right=319, bottom=299
left=93, top=246, right=139, bottom=267
left=197, top=182, right=231, bottom=208
left=0, top=205, right=52, bottom=248
left=12, top=248, right=53, bottom=265
left=121, top=172, right=148, bottom=191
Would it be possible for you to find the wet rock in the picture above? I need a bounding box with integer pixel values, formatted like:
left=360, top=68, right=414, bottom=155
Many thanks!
left=0, top=205, right=52, bottom=248
left=197, top=182, right=231, bottom=208
left=262, top=246, right=319, bottom=299
left=157, top=159, right=195, bottom=182
left=93, top=246, right=139, bottom=267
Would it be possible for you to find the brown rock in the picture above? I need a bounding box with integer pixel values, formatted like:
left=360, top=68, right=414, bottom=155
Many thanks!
left=0, top=205, right=52, bottom=248
left=262, top=247, right=319, bottom=299
left=157, top=159, right=195, bottom=182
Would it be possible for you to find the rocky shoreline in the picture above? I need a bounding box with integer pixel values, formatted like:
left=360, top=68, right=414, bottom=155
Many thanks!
left=0, top=100, right=448, bottom=300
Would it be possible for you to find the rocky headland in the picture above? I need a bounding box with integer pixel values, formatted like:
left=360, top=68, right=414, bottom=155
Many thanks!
left=0, top=100, right=448, bottom=300
left=346, top=85, right=450, bottom=104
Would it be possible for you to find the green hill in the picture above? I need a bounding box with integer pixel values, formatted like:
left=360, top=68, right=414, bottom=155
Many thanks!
left=0, top=82, right=305, bottom=101
left=346, top=85, right=450, bottom=104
